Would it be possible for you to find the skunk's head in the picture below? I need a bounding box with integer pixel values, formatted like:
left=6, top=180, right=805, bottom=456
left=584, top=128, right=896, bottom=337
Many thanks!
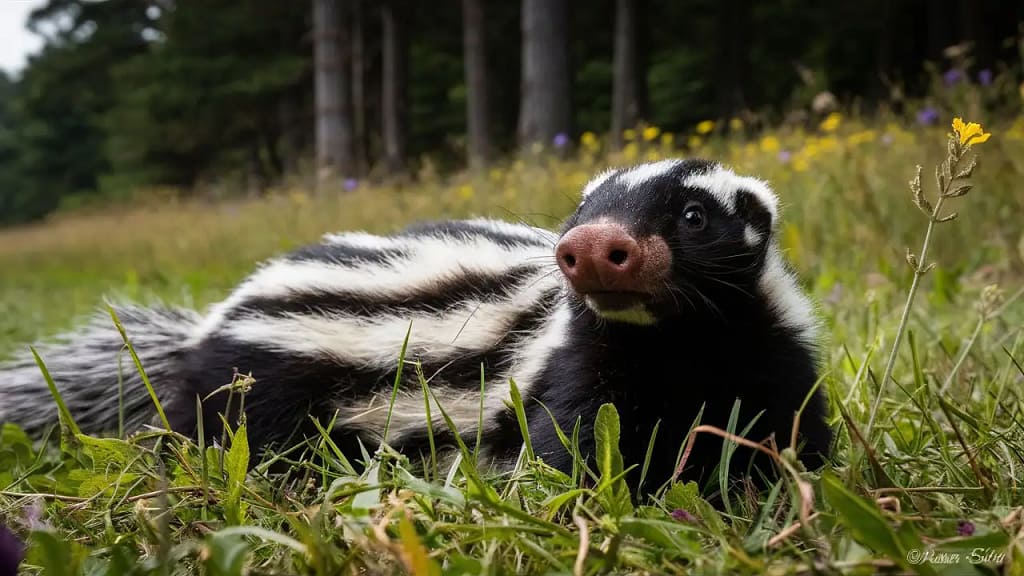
left=556, top=159, right=780, bottom=325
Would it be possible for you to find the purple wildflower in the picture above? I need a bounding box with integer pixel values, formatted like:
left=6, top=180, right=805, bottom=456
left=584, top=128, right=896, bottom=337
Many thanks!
left=957, top=520, right=975, bottom=537
left=343, top=178, right=359, bottom=192
left=0, top=525, right=24, bottom=576
left=552, top=132, right=570, bottom=149
left=777, top=150, right=792, bottom=163
left=670, top=509, right=696, bottom=523
left=977, top=69, right=993, bottom=86
left=22, top=500, right=47, bottom=532
left=943, top=68, right=964, bottom=87
left=917, top=107, right=940, bottom=126
left=881, top=133, right=894, bottom=146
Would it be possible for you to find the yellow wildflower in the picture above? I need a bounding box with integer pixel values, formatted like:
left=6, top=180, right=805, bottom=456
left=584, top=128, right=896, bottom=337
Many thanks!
left=642, top=126, right=661, bottom=141
left=581, top=131, right=599, bottom=149
left=846, top=130, right=876, bottom=146
left=696, top=120, right=715, bottom=135
left=660, top=132, right=675, bottom=147
left=687, top=135, right=703, bottom=149
left=951, top=117, right=991, bottom=146
left=819, top=112, right=842, bottom=132
left=623, top=128, right=637, bottom=141
left=458, top=184, right=474, bottom=200
left=1007, top=117, right=1024, bottom=141
left=793, top=157, right=810, bottom=172
left=729, top=117, right=743, bottom=131
left=623, top=142, right=639, bottom=160
left=759, top=135, right=780, bottom=153
left=803, top=141, right=820, bottom=158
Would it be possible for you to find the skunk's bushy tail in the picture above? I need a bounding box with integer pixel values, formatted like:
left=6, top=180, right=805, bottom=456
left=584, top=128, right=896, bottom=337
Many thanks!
left=0, top=305, right=199, bottom=436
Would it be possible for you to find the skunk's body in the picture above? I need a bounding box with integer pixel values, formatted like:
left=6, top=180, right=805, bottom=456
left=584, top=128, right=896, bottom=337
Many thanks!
left=0, top=159, right=831, bottom=490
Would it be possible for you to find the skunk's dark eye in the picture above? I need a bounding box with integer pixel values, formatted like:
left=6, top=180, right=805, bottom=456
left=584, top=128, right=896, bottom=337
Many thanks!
left=682, top=204, right=706, bottom=230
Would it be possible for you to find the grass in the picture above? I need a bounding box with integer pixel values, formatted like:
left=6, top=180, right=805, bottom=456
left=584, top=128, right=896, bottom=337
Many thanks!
left=1, top=114, right=1023, bottom=574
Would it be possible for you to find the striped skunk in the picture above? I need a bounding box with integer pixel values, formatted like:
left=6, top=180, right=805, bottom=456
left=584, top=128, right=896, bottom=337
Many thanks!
left=0, top=158, right=831, bottom=491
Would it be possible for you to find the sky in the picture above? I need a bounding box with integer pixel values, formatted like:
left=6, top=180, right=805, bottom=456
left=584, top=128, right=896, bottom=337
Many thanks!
left=0, top=0, right=46, bottom=75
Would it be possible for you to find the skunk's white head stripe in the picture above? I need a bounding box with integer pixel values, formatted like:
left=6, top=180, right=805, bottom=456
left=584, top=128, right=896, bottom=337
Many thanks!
left=683, top=165, right=779, bottom=226
left=616, top=159, right=683, bottom=190
left=581, top=162, right=778, bottom=230
left=581, top=168, right=618, bottom=199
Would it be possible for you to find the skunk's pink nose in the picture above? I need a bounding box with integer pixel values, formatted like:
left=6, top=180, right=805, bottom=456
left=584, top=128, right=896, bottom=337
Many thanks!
left=556, top=224, right=646, bottom=294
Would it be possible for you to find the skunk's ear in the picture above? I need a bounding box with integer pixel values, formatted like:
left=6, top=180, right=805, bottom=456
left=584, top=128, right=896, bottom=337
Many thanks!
left=734, top=189, right=775, bottom=246
left=738, top=178, right=779, bottom=227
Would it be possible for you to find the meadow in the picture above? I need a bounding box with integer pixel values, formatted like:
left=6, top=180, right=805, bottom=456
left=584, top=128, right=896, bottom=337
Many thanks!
left=0, top=113, right=1023, bottom=575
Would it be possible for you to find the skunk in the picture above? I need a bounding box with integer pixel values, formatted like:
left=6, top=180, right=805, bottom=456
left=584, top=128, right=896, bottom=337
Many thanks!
left=0, top=159, right=831, bottom=490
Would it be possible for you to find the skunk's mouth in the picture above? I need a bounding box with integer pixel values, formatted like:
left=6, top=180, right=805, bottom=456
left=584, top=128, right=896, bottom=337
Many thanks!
left=581, top=291, right=658, bottom=325
left=583, top=290, right=650, bottom=311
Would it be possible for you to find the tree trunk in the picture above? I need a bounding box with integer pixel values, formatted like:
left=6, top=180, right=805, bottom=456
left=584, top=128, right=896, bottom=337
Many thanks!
left=313, top=0, right=354, bottom=187
left=517, top=0, right=571, bottom=148
left=611, top=0, right=641, bottom=149
left=714, top=0, right=747, bottom=121
left=381, top=0, right=407, bottom=174
left=462, top=0, right=490, bottom=170
left=925, top=0, right=957, bottom=62
left=351, top=0, right=367, bottom=175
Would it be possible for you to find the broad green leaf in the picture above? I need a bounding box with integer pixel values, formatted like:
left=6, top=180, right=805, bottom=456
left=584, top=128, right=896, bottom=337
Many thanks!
left=619, top=517, right=701, bottom=557
left=74, top=470, right=140, bottom=498
left=224, top=424, right=250, bottom=525
left=936, top=530, right=1009, bottom=551
left=77, top=435, right=136, bottom=471
left=96, top=542, right=140, bottom=576
left=821, top=472, right=936, bottom=576
left=542, top=489, right=589, bottom=519
left=664, top=481, right=726, bottom=535
left=214, top=526, right=308, bottom=555
left=397, top=467, right=466, bottom=507
left=202, top=532, right=250, bottom=576
left=351, top=459, right=382, bottom=516
left=594, top=403, right=632, bottom=516
left=29, top=530, right=85, bottom=576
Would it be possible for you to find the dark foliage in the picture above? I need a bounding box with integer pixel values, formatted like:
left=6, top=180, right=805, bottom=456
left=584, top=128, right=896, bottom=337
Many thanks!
left=0, top=0, right=1021, bottom=225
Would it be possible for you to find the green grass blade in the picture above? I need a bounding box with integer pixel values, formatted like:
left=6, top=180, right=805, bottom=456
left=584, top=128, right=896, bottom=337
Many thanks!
left=30, top=345, right=82, bottom=438
left=381, top=321, right=413, bottom=446
left=507, top=378, right=535, bottom=462
left=107, top=305, right=171, bottom=431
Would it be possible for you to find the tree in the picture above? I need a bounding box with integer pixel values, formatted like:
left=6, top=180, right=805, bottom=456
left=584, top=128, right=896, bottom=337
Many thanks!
left=0, top=73, right=27, bottom=225
left=103, top=0, right=309, bottom=193
left=714, top=0, right=748, bottom=120
left=351, top=0, right=368, bottom=175
left=462, top=0, right=489, bottom=169
left=14, top=0, right=153, bottom=212
left=517, top=0, right=571, bottom=148
left=313, top=0, right=355, bottom=186
left=381, top=0, right=408, bottom=174
left=611, top=0, right=644, bottom=148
